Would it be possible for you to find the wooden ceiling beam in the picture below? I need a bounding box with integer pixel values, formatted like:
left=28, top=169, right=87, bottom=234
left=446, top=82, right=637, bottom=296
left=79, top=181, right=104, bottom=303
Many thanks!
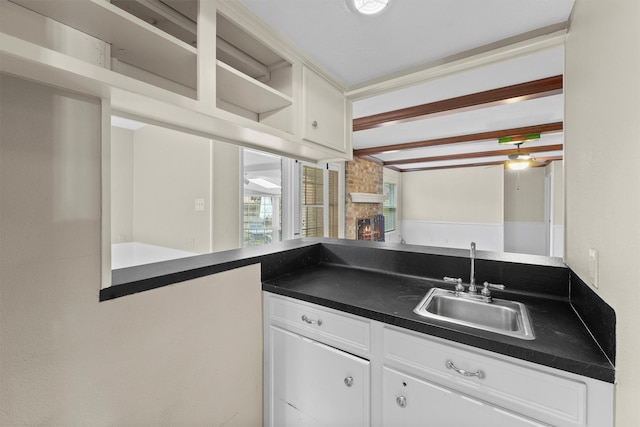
left=353, top=122, right=563, bottom=157
left=353, top=75, right=563, bottom=132
left=398, top=155, right=563, bottom=173
left=401, top=160, right=507, bottom=172
left=530, top=155, right=563, bottom=163
left=383, top=144, right=563, bottom=166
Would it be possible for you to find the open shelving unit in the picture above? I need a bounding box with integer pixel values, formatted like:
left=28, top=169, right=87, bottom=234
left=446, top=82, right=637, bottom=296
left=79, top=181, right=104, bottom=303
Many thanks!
left=2, top=0, right=350, bottom=161
left=215, top=11, right=294, bottom=133
left=216, top=60, right=292, bottom=114
left=10, top=0, right=197, bottom=91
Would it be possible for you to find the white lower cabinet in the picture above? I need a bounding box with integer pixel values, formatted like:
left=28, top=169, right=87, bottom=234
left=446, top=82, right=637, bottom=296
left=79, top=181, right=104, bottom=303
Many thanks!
left=270, top=326, right=370, bottom=426
left=264, top=293, right=613, bottom=427
left=382, top=367, right=548, bottom=427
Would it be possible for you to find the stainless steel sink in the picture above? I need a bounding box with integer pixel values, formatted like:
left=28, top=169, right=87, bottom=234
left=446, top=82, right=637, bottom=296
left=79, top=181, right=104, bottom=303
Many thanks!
left=413, top=288, right=535, bottom=340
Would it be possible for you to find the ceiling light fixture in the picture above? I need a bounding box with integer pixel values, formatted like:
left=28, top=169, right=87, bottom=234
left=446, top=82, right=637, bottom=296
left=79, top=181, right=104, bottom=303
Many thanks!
left=247, top=178, right=281, bottom=189
left=346, top=0, right=390, bottom=15
left=506, top=159, right=531, bottom=171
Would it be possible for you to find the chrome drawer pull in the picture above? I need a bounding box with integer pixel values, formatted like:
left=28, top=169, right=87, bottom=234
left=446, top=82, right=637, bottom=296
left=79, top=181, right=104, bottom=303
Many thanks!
left=396, top=395, right=407, bottom=408
left=344, top=376, right=353, bottom=387
left=446, top=360, right=485, bottom=380
left=301, top=315, right=322, bottom=326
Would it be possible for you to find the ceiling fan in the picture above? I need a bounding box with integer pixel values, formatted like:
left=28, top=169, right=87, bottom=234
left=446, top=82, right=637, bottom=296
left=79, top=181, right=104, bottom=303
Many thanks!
left=499, top=134, right=543, bottom=170
left=505, top=143, right=534, bottom=170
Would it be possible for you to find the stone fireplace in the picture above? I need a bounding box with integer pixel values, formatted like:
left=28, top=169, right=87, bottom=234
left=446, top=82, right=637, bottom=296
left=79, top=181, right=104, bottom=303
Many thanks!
left=345, top=157, right=384, bottom=239
left=357, top=214, right=385, bottom=241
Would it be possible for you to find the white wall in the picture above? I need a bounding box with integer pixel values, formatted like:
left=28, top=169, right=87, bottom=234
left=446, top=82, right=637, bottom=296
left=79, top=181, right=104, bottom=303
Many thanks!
left=504, top=167, right=545, bottom=222
left=213, top=141, right=242, bottom=251
left=504, top=167, right=546, bottom=255
left=549, top=161, right=564, bottom=226
left=548, top=161, right=564, bottom=257
left=400, top=166, right=504, bottom=251
left=0, top=74, right=263, bottom=425
left=110, top=124, right=242, bottom=254
left=132, top=125, right=213, bottom=254
left=110, top=126, right=134, bottom=243
left=565, top=1, right=640, bottom=426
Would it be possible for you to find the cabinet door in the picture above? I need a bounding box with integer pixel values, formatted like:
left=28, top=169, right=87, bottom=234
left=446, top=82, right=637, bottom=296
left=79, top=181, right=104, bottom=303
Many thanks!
left=270, top=326, right=370, bottom=427
left=302, top=66, right=347, bottom=152
left=382, top=367, right=549, bottom=427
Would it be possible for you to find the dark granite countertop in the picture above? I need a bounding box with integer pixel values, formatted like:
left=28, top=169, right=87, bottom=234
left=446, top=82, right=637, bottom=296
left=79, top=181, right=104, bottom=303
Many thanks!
left=103, top=237, right=614, bottom=383
left=263, top=261, right=615, bottom=383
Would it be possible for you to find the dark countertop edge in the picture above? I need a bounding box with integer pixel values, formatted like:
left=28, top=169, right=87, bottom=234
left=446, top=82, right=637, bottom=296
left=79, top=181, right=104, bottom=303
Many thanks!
left=100, top=239, right=323, bottom=301
left=263, top=283, right=615, bottom=384
left=101, top=238, right=566, bottom=301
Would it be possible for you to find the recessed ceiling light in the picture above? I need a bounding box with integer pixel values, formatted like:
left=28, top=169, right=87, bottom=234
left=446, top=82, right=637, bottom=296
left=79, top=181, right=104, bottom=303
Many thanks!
left=346, top=0, right=390, bottom=16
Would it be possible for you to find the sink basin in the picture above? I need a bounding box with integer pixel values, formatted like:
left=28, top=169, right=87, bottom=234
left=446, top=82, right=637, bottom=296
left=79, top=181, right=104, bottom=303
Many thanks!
left=413, top=288, right=535, bottom=340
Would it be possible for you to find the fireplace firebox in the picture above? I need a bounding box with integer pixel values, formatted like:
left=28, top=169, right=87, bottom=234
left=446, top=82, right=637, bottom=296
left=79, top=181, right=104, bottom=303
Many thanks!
left=357, top=214, right=385, bottom=242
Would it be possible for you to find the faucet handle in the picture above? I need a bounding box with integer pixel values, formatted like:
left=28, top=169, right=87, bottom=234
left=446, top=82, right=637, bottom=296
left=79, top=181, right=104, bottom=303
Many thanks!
left=443, top=277, right=464, bottom=292
left=481, top=281, right=505, bottom=296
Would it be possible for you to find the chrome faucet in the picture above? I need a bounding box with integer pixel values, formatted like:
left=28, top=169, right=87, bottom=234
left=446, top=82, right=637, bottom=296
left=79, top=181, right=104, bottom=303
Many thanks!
left=468, top=242, right=477, bottom=294
left=443, top=243, right=506, bottom=303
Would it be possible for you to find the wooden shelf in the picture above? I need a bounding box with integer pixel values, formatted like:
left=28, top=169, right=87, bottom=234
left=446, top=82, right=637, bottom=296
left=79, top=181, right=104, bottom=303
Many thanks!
left=10, top=0, right=197, bottom=88
left=216, top=60, right=292, bottom=114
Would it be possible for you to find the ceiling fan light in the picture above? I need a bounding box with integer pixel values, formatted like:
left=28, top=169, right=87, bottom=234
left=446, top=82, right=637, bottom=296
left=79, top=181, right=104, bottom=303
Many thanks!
left=347, top=0, right=390, bottom=15
left=506, top=159, right=531, bottom=170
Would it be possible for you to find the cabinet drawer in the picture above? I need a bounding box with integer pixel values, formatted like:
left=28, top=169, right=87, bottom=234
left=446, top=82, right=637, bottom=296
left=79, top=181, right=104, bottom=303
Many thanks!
left=267, top=295, right=371, bottom=353
left=383, top=327, right=586, bottom=426
left=383, top=367, right=549, bottom=427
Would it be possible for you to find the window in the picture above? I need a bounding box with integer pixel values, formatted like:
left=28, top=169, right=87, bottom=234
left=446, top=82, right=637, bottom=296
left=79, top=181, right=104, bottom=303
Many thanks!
left=300, top=163, right=342, bottom=238
left=242, top=155, right=342, bottom=245
left=328, top=169, right=339, bottom=238
left=242, top=149, right=282, bottom=247
left=383, top=182, right=397, bottom=232
left=243, top=196, right=276, bottom=246
left=301, top=165, right=324, bottom=237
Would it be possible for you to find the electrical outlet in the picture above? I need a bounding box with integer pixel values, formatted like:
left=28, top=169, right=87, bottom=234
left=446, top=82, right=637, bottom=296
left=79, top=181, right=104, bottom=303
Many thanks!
left=588, top=248, right=599, bottom=288
left=194, top=198, right=205, bottom=212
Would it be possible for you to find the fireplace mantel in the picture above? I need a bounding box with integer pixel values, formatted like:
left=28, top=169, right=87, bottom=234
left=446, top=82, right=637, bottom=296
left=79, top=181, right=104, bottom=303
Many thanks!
left=350, top=193, right=388, bottom=204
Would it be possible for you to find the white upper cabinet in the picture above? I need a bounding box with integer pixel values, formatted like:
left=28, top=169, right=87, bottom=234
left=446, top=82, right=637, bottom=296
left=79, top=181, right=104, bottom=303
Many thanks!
left=0, top=0, right=352, bottom=162
left=302, top=66, right=350, bottom=153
